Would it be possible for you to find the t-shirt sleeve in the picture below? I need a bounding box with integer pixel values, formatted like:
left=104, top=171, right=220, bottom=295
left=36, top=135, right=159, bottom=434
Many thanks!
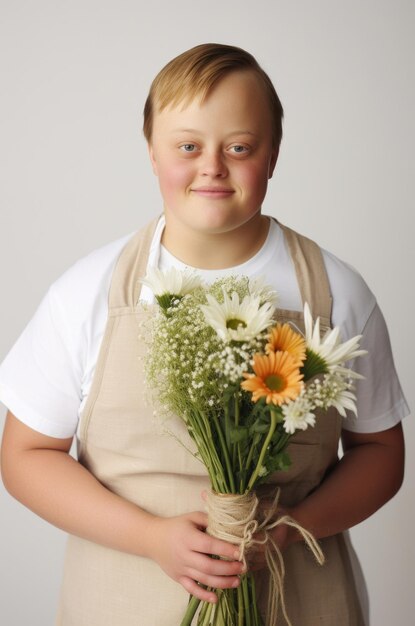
left=323, top=247, right=409, bottom=433
left=0, top=285, right=83, bottom=438
left=0, top=231, right=136, bottom=439
left=342, top=302, right=409, bottom=433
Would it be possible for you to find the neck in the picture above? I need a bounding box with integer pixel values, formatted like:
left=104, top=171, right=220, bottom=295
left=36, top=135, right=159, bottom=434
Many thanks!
left=161, top=214, right=270, bottom=270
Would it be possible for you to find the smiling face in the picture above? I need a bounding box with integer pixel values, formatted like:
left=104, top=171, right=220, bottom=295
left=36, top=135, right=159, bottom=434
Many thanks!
left=148, top=70, right=278, bottom=259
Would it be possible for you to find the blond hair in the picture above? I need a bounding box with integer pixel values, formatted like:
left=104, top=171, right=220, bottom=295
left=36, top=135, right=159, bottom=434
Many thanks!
left=143, top=43, right=284, bottom=149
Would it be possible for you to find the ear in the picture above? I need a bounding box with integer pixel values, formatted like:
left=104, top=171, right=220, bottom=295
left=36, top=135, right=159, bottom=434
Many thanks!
left=148, top=143, right=159, bottom=176
left=268, top=147, right=279, bottom=180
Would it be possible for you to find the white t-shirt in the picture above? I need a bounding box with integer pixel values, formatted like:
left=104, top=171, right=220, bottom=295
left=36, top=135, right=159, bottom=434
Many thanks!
left=0, top=217, right=409, bottom=439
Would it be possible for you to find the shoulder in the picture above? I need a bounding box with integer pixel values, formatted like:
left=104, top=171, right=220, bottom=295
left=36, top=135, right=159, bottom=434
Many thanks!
left=48, top=231, right=137, bottom=327
left=41, top=230, right=138, bottom=382
left=50, top=232, right=136, bottom=304
left=275, top=219, right=377, bottom=338
left=0, top=231, right=138, bottom=437
left=320, top=247, right=377, bottom=338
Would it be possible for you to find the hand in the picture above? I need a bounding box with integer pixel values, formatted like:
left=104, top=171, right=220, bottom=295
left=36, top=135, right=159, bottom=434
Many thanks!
left=148, top=512, right=245, bottom=603
left=247, top=521, right=291, bottom=571
left=246, top=497, right=294, bottom=572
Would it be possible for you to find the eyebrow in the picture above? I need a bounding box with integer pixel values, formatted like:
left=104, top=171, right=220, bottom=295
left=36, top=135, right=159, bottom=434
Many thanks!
left=170, top=128, right=257, bottom=137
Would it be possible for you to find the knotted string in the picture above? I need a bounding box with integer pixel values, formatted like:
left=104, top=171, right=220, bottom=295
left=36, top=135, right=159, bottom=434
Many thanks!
left=206, top=491, right=259, bottom=569
left=205, top=489, right=325, bottom=626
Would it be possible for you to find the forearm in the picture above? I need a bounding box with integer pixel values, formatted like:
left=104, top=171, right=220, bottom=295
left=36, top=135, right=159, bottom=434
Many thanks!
left=2, top=445, right=156, bottom=558
left=287, top=423, right=405, bottom=545
left=1, top=413, right=244, bottom=604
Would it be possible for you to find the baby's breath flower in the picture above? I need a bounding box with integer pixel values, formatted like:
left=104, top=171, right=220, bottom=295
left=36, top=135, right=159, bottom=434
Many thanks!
left=258, top=465, right=268, bottom=478
left=305, top=371, right=357, bottom=417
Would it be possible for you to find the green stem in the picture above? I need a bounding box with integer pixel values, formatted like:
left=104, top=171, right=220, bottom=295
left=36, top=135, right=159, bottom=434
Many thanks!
left=234, top=395, right=244, bottom=492
left=244, top=433, right=259, bottom=472
left=224, top=403, right=234, bottom=491
left=180, top=595, right=201, bottom=626
left=233, top=395, right=240, bottom=462
left=194, top=408, right=227, bottom=492
left=241, top=575, right=252, bottom=626
left=212, top=412, right=235, bottom=492
left=224, top=404, right=231, bottom=449
left=273, top=431, right=291, bottom=454
left=198, top=599, right=210, bottom=623
left=250, top=574, right=262, bottom=625
left=201, top=600, right=214, bottom=624
left=237, top=584, right=244, bottom=626
left=246, top=409, right=278, bottom=492
left=240, top=433, right=259, bottom=493
left=221, top=588, right=234, bottom=624
left=212, top=592, right=226, bottom=626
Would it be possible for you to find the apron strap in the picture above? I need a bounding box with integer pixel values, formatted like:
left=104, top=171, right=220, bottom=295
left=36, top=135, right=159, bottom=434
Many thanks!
left=108, top=216, right=160, bottom=310
left=278, top=221, right=333, bottom=328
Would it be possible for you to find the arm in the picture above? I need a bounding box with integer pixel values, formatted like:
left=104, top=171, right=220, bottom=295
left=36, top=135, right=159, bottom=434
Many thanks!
left=1, top=412, right=243, bottom=602
left=282, top=422, right=405, bottom=548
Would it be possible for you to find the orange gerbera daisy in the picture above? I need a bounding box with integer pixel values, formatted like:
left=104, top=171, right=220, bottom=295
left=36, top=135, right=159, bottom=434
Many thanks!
left=241, top=351, right=303, bottom=405
left=266, top=323, right=307, bottom=365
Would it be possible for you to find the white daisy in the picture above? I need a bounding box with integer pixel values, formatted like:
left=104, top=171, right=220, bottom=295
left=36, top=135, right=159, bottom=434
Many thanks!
left=303, top=303, right=367, bottom=369
left=248, top=276, right=278, bottom=307
left=200, top=290, right=274, bottom=342
left=281, top=393, right=316, bottom=434
left=141, top=267, right=203, bottom=297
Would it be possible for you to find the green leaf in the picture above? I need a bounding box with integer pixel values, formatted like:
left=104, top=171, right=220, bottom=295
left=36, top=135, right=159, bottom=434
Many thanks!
left=276, top=451, right=292, bottom=472
left=229, top=425, right=250, bottom=443
left=260, top=451, right=293, bottom=477
left=250, top=421, right=270, bottom=434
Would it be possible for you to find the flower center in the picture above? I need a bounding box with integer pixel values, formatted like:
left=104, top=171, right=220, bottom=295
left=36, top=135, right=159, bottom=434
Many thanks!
left=265, top=374, right=285, bottom=391
left=301, top=348, right=329, bottom=380
left=226, top=318, right=247, bottom=331
left=156, top=293, right=182, bottom=312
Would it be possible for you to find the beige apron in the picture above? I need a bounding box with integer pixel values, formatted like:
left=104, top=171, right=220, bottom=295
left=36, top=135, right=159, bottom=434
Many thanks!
left=56, top=217, right=364, bottom=625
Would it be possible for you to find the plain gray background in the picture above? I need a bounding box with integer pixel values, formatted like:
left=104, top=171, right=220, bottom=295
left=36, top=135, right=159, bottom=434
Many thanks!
left=0, top=1, right=413, bottom=624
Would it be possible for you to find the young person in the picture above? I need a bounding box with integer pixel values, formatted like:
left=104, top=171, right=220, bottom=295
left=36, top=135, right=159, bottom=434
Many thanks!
left=0, top=43, right=408, bottom=625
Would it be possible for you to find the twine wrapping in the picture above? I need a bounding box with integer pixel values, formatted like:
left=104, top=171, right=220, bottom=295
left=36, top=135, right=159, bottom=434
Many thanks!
left=205, top=489, right=325, bottom=626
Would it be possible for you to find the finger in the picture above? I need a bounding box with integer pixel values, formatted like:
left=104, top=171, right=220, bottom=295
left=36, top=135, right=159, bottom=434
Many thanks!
left=189, top=553, right=245, bottom=577
left=186, top=568, right=241, bottom=591
left=178, top=576, right=217, bottom=603
left=187, top=512, right=242, bottom=561
left=188, top=511, right=209, bottom=529
left=196, top=534, right=241, bottom=561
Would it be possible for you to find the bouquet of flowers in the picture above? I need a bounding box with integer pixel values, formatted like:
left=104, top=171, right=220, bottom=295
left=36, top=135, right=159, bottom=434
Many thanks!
left=141, top=268, right=366, bottom=626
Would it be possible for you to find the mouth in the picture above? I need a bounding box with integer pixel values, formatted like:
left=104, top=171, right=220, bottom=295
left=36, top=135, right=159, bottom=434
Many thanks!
left=191, top=187, right=235, bottom=198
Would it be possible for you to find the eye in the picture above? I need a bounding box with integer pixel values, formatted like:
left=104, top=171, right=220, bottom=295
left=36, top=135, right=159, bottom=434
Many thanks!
left=229, top=145, right=249, bottom=155
left=180, top=144, right=197, bottom=153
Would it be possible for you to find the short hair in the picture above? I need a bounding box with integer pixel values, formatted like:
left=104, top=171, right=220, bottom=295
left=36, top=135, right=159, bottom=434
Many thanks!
left=143, top=43, right=284, bottom=149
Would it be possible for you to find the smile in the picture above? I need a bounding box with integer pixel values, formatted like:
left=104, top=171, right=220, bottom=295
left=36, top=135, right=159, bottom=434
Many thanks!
left=191, top=187, right=235, bottom=198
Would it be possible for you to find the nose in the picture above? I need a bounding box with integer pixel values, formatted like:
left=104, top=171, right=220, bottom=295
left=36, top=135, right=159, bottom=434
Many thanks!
left=200, top=149, right=228, bottom=178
